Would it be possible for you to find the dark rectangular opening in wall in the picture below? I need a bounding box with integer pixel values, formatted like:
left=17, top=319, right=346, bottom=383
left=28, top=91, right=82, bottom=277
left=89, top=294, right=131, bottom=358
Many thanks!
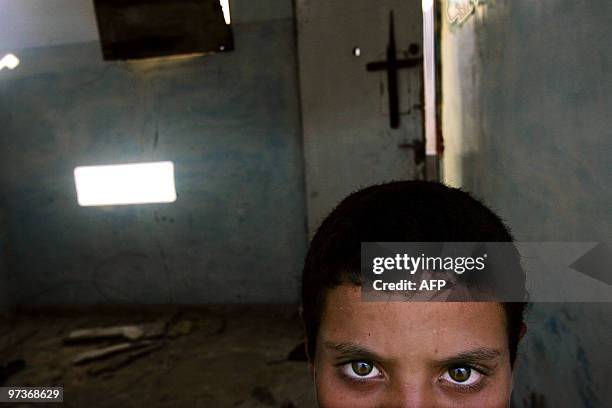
left=93, top=0, right=233, bottom=60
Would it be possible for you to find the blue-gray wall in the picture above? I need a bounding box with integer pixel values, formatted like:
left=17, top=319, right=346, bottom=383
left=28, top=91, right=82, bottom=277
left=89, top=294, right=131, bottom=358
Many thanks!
left=442, top=1, right=612, bottom=406
left=0, top=1, right=307, bottom=304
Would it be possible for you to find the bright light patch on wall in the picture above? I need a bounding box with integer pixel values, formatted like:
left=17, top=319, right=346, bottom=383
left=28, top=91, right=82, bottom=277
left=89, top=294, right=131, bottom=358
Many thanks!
left=0, top=53, right=20, bottom=71
left=422, top=0, right=437, bottom=156
left=74, top=162, right=177, bottom=206
left=219, top=0, right=231, bottom=25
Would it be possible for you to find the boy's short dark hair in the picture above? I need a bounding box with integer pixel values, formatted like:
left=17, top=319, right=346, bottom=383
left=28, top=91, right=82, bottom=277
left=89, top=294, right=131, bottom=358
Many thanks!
left=301, top=181, right=527, bottom=365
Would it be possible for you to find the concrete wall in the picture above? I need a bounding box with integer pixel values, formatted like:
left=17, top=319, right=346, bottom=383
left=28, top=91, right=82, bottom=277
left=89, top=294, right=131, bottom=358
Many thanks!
left=297, top=0, right=424, bottom=237
left=0, top=210, right=7, bottom=309
left=441, top=1, right=612, bottom=406
left=0, top=0, right=307, bottom=304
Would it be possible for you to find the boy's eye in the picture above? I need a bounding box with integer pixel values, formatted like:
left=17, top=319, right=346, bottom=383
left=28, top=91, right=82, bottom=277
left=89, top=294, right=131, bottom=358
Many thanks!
left=442, top=366, right=482, bottom=385
left=341, top=360, right=382, bottom=379
left=449, top=367, right=471, bottom=382
left=352, top=361, right=373, bottom=376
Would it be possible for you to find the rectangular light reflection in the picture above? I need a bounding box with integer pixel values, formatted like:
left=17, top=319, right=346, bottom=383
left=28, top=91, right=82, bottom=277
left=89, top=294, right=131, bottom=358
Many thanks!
left=74, top=161, right=177, bottom=206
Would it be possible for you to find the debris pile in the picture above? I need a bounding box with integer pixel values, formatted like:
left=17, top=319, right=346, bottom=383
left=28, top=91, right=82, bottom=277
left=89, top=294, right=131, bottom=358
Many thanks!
left=64, top=320, right=172, bottom=376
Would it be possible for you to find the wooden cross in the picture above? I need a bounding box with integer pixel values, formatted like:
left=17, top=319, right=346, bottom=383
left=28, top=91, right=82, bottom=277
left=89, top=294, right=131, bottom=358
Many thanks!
left=366, top=11, right=423, bottom=129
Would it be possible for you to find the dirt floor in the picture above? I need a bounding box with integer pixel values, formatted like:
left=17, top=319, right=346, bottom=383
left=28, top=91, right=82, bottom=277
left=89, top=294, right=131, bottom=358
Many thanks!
left=0, top=305, right=316, bottom=408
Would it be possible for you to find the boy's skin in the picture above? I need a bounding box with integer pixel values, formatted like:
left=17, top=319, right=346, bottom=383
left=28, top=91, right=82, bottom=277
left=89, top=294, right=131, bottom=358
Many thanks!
left=311, top=285, right=515, bottom=408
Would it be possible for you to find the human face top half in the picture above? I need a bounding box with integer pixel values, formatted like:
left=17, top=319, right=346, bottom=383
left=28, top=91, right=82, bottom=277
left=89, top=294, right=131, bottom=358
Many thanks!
left=313, top=285, right=514, bottom=408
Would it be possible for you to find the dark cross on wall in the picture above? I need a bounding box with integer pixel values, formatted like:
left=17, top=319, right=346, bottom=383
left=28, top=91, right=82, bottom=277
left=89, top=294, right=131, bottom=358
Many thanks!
left=366, top=11, right=423, bottom=129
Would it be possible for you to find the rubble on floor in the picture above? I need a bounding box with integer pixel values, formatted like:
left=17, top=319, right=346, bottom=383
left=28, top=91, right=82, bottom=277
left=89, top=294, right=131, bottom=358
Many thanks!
left=0, top=305, right=316, bottom=407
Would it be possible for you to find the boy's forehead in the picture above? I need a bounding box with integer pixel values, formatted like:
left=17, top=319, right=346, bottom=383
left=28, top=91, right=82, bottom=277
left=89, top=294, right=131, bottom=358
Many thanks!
left=318, top=285, right=508, bottom=359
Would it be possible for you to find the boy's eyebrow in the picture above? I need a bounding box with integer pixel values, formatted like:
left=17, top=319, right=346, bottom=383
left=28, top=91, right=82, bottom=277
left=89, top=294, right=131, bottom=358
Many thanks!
left=433, top=347, right=502, bottom=368
left=323, top=342, right=502, bottom=367
left=323, top=341, right=390, bottom=363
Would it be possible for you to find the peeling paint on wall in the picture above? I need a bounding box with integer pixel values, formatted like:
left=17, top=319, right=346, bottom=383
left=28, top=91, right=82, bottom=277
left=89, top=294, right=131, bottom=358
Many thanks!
left=441, top=0, right=612, bottom=405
